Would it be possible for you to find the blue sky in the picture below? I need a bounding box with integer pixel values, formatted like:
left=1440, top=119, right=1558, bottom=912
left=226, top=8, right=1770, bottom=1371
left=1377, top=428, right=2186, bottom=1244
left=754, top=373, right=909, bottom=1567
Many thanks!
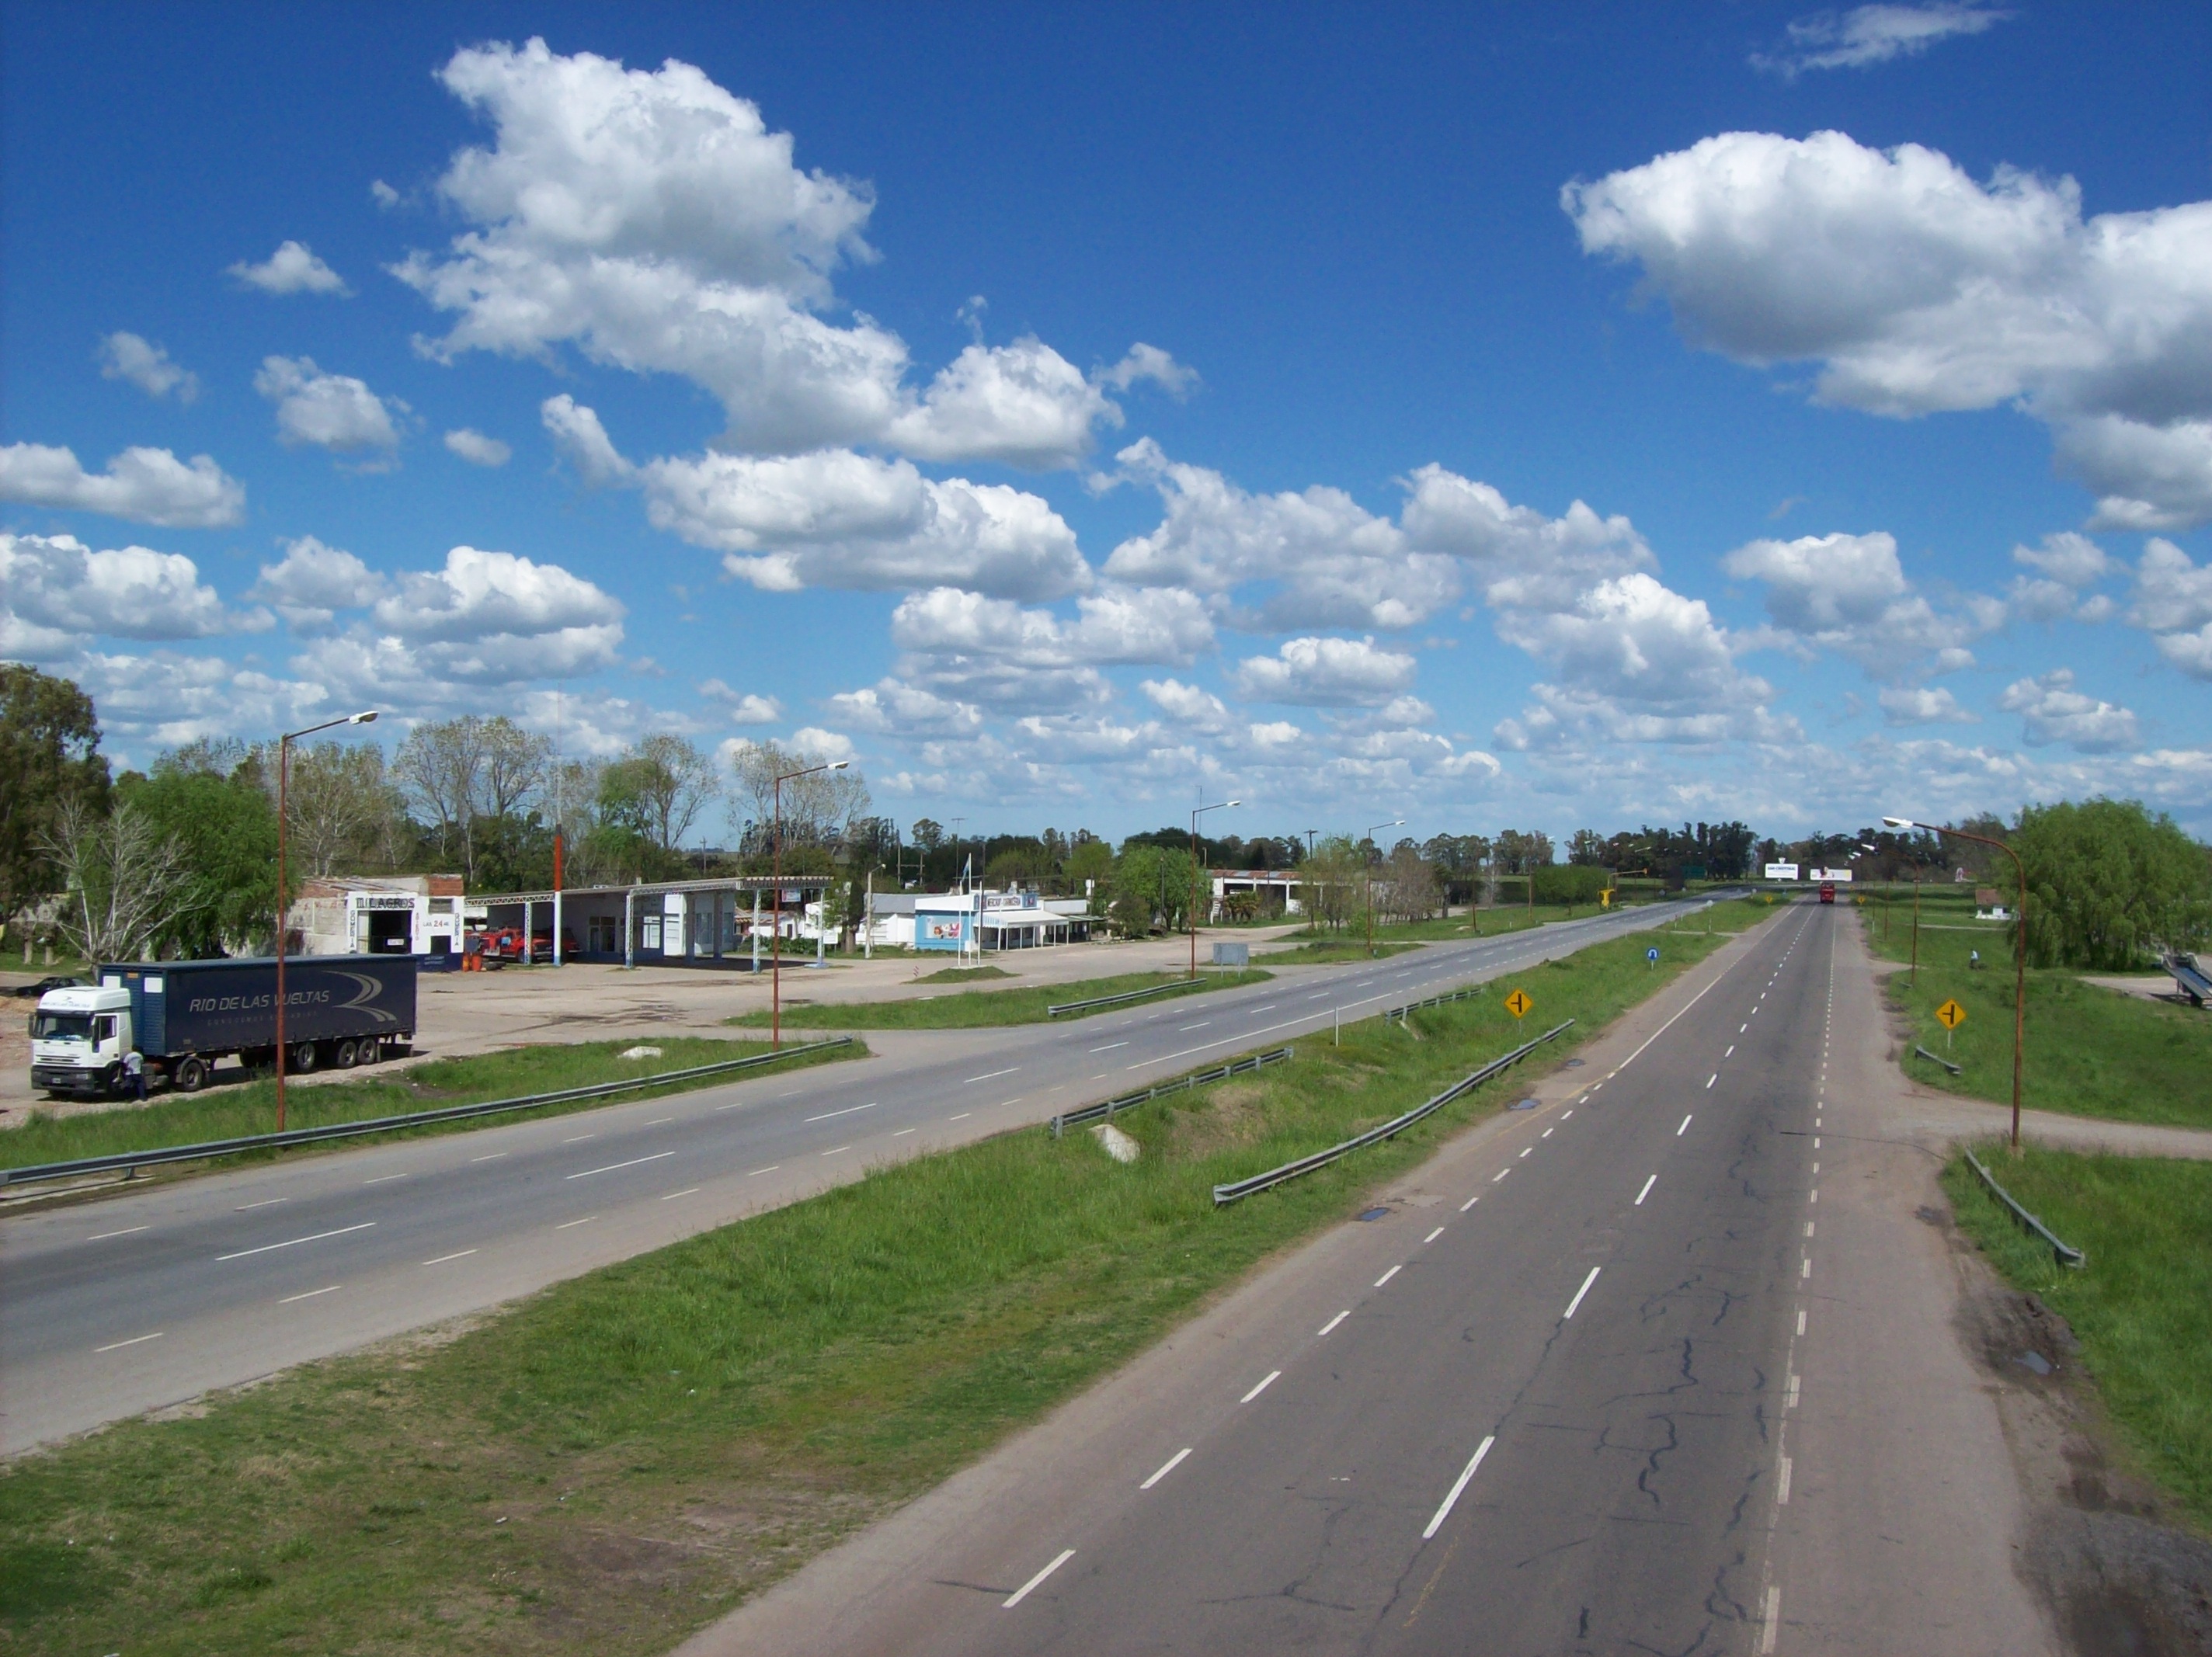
left=4, top=2, right=2209, bottom=845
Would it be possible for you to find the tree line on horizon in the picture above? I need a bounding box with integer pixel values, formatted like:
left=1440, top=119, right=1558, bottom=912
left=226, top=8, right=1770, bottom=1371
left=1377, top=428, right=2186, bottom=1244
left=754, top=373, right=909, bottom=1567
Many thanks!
left=2, top=664, right=2206, bottom=968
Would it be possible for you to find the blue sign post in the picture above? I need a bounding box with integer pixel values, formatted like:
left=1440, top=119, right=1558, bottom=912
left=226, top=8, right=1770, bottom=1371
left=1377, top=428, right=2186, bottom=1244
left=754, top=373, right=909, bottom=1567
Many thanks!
left=1647, top=946, right=1660, bottom=968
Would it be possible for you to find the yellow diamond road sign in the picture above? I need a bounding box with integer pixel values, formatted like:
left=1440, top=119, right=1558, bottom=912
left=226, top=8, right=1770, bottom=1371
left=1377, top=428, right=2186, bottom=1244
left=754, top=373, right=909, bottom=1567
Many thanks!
left=1504, top=988, right=1532, bottom=1019
left=1935, top=999, right=1967, bottom=1030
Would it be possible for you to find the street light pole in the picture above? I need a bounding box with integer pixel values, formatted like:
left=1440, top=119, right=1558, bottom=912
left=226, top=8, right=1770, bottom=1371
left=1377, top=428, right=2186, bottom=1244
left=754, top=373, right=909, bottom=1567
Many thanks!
left=1886, top=815, right=2029, bottom=1152
left=1188, top=800, right=1239, bottom=978
left=1365, top=818, right=1405, bottom=958
left=273, top=710, right=377, bottom=1132
left=772, top=759, right=847, bottom=1049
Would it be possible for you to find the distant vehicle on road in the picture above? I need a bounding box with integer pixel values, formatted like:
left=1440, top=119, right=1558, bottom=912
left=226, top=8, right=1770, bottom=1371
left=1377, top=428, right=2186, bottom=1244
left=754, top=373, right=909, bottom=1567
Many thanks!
left=1818, top=882, right=1836, bottom=904
left=5, top=974, right=82, bottom=1000
left=28, top=956, right=416, bottom=1099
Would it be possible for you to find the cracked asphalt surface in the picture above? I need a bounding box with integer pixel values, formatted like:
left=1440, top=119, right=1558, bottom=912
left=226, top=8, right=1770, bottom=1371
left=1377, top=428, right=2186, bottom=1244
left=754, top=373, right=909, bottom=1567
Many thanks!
left=685, top=898, right=1957, bottom=1656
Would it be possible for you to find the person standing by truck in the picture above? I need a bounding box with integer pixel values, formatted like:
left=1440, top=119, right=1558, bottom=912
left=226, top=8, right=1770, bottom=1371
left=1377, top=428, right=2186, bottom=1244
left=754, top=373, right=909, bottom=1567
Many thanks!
left=122, top=1047, right=145, bottom=1100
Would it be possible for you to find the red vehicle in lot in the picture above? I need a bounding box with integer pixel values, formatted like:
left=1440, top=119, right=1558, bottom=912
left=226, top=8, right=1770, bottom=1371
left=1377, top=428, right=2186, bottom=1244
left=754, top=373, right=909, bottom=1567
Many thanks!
left=463, top=927, right=576, bottom=965
left=1818, top=881, right=1836, bottom=904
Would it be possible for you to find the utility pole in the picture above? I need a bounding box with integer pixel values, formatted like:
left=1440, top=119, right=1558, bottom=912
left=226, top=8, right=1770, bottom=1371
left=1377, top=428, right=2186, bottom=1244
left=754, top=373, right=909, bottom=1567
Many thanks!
left=1190, top=800, right=1240, bottom=978
left=273, top=710, right=377, bottom=1132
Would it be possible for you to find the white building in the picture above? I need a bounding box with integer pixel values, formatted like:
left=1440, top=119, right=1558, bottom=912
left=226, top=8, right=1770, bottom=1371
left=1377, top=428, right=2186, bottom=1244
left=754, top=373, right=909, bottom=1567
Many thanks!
left=288, top=874, right=474, bottom=961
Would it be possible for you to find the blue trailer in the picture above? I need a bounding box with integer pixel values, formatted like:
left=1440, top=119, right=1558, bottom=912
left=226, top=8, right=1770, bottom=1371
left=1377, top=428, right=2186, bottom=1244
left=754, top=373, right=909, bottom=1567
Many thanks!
left=29, top=956, right=416, bottom=1098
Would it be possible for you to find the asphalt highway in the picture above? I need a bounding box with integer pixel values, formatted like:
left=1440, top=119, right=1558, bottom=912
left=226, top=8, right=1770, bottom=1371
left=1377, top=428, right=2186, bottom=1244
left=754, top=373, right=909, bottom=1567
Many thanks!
left=687, top=898, right=1842, bottom=1657
left=2, top=899, right=1716, bottom=1453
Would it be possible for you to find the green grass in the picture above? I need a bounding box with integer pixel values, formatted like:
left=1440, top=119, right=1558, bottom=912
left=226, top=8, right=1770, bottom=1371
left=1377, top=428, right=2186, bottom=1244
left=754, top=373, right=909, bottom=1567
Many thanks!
left=913, top=964, right=1014, bottom=983
left=1943, top=1147, right=2212, bottom=1530
left=0, top=1037, right=861, bottom=1174
left=727, top=967, right=1271, bottom=1029
left=0, top=902, right=1772, bottom=1656
left=1866, top=895, right=2212, bottom=1127
left=1256, top=939, right=1425, bottom=964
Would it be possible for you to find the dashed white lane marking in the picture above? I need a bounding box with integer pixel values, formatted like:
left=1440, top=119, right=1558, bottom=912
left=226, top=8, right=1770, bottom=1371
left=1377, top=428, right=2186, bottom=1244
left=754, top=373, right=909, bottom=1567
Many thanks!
left=805, top=1101, right=877, bottom=1124
left=1003, top=1548, right=1076, bottom=1608
left=949, top=1112, right=972, bottom=1120
left=217, top=1221, right=375, bottom=1263
left=821, top=1145, right=851, bottom=1158
left=555, top=1215, right=597, bottom=1230
left=964, top=1067, right=1020, bottom=1084
left=88, top=1225, right=150, bottom=1241
left=1140, top=1447, right=1192, bottom=1490
left=1088, top=1041, right=1129, bottom=1053
left=95, top=1331, right=164, bottom=1353
left=236, top=1197, right=290, bottom=1209
left=1375, top=1265, right=1402, bottom=1287
left=363, top=1172, right=409, bottom=1186
left=1801, top=1256, right=1812, bottom=1278
left=1677, top=1114, right=1693, bottom=1136
left=280, top=1284, right=341, bottom=1304
left=1318, top=1310, right=1351, bottom=1336
left=1810, top=1187, right=1818, bottom=1203
left=423, top=1249, right=478, bottom=1265
left=1706, top=1073, right=1717, bottom=1089
left=567, top=1149, right=676, bottom=1180
left=1460, top=1193, right=1481, bottom=1211
left=1786, top=1373, right=1801, bottom=1409
left=1422, top=1436, right=1495, bottom=1540
left=1424, top=1226, right=1445, bottom=1244
left=1240, top=1369, right=1282, bottom=1404
left=1761, top=1585, right=1783, bottom=1654
left=1518, top=1147, right=1532, bottom=1159
left=662, top=1187, right=701, bottom=1201
left=746, top=1165, right=780, bottom=1177
left=892, top=1127, right=916, bottom=1137
left=1797, top=1308, right=1807, bottom=1336
left=1777, top=1454, right=1793, bottom=1505
left=1563, top=1266, right=1602, bottom=1319
left=1177, top=1021, right=1212, bottom=1032
left=646, top=1117, right=673, bottom=1126
left=1492, top=1167, right=1511, bottom=1183
left=1635, top=1174, right=1657, bottom=1206
left=1725, top=1044, right=1735, bottom=1058
left=1740, top=1024, right=1748, bottom=1033
left=1560, top=1109, right=1573, bottom=1120
left=561, top=1133, right=596, bottom=1144
left=1541, top=1127, right=1554, bottom=1138
left=1805, top=1221, right=1816, bottom=1238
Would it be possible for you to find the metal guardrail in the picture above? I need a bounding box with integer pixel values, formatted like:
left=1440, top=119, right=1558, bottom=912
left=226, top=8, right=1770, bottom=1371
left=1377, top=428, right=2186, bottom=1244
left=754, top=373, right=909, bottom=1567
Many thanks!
left=1385, top=982, right=1485, bottom=1023
left=1212, top=1020, right=1574, bottom=1207
left=1964, top=1148, right=2085, bottom=1268
left=1046, top=977, right=1212, bottom=1017
left=1915, top=1044, right=1963, bottom=1075
left=0, top=1037, right=856, bottom=1189
left=1049, top=1047, right=1292, bottom=1137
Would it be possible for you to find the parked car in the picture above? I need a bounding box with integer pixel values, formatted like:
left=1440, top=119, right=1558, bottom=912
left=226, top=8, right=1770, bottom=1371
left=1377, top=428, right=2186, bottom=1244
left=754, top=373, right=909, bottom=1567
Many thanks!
left=7, top=974, right=83, bottom=1000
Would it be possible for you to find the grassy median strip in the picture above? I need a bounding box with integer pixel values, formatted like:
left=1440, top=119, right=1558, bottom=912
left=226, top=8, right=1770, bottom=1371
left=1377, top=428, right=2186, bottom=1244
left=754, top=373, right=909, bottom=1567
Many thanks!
left=727, top=967, right=1271, bottom=1030
left=0, top=1037, right=862, bottom=1176
left=1866, top=891, right=2212, bottom=1127
left=0, top=903, right=1765, bottom=1656
left=1942, top=1146, right=2212, bottom=1527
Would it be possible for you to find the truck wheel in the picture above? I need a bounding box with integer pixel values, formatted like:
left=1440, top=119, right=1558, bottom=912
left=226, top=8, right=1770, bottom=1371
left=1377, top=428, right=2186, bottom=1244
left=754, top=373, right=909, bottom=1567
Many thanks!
left=290, top=1040, right=319, bottom=1074
left=333, top=1037, right=360, bottom=1069
left=173, top=1055, right=208, bottom=1093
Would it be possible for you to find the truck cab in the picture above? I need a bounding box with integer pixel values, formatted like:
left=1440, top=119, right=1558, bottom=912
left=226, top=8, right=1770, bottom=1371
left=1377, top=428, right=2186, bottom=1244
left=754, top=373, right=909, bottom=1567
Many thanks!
left=29, top=985, right=134, bottom=1096
left=1818, top=881, right=1836, bottom=905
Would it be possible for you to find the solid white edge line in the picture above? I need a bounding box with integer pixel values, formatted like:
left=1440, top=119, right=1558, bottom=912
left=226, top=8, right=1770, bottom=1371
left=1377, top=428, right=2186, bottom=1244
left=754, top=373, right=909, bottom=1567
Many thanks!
left=566, top=1149, right=677, bottom=1180
left=1003, top=1547, right=1076, bottom=1608
left=1318, top=1310, right=1350, bottom=1336
left=1563, top=1266, right=1601, bottom=1319
left=95, top=1331, right=163, bottom=1353
left=1634, top=1174, right=1657, bottom=1206
left=217, top=1221, right=375, bottom=1262
left=1422, top=1436, right=1495, bottom=1539
left=1140, top=1447, right=1192, bottom=1489
left=1240, top=1369, right=1282, bottom=1403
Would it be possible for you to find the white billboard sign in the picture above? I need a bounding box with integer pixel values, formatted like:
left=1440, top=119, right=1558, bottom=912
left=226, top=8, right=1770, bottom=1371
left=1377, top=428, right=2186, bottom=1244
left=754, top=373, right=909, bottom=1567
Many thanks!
left=1763, top=863, right=1800, bottom=881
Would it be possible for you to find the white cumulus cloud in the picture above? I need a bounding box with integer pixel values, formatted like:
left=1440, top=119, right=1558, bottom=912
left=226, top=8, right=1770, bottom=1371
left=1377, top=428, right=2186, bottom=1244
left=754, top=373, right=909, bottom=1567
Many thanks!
left=1998, top=668, right=2140, bottom=752
left=1230, top=636, right=1417, bottom=707
left=1878, top=684, right=1977, bottom=724
left=2130, top=537, right=2212, bottom=679
left=254, top=356, right=405, bottom=457
left=1565, top=130, right=2212, bottom=526
left=1722, top=529, right=2000, bottom=679
left=698, top=679, right=782, bottom=724
left=251, top=536, right=388, bottom=630
left=96, top=332, right=199, bottom=402
left=228, top=239, right=350, bottom=296
left=0, top=441, right=244, bottom=527
left=1753, top=4, right=2010, bottom=78
left=1, top=531, right=261, bottom=654
left=443, top=428, right=511, bottom=467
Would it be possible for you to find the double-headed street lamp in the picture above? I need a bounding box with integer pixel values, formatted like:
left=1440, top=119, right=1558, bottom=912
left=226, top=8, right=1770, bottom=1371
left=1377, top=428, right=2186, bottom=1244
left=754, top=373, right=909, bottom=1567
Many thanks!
left=1884, top=814, right=2029, bottom=1152
left=770, top=759, right=847, bottom=1048
left=274, top=710, right=377, bottom=1131
left=1365, top=818, right=1405, bottom=958
left=1188, top=800, right=1239, bottom=978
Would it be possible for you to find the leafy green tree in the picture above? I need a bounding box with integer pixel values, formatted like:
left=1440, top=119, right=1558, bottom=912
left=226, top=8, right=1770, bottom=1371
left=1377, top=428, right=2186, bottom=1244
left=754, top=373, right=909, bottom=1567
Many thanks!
left=1533, top=864, right=1611, bottom=905
left=0, top=665, right=110, bottom=936
left=2012, top=798, right=2212, bottom=968
left=120, top=764, right=278, bottom=957
left=1066, top=837, right=1115, bottom=901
